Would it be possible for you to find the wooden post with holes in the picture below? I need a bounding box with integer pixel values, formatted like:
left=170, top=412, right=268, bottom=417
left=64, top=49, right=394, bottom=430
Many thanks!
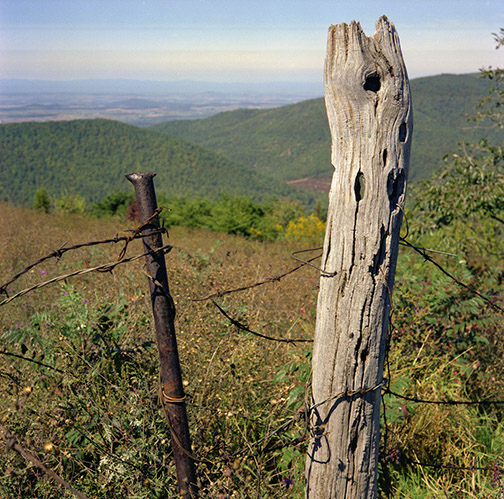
left=305, top=17, right=412, bottom=498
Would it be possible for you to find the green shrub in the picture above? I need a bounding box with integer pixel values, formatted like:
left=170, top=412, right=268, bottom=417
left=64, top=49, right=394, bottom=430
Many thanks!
left=33, top=187, right=51, bottom=213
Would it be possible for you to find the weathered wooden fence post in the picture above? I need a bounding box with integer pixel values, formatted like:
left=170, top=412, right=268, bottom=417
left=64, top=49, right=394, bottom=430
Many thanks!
left=305, top=16, right=412, bottom=498
left=126, top=172, right=197, bottom=498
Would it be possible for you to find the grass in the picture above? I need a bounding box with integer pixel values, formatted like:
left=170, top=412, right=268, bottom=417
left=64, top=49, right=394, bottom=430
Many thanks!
left=1, top=204, right=503, bottom=498
left=0, top=204, right=316, bottom=498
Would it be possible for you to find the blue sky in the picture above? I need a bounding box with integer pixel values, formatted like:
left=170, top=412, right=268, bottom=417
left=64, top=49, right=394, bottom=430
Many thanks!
left=1, top=0, right=503, bottom=82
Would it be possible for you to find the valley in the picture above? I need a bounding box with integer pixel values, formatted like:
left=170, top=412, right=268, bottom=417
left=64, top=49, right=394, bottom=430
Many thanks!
left=0, top=73, right=500, bottom=208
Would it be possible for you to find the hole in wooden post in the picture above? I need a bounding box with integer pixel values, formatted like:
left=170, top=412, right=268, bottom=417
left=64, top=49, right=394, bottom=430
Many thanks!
left=388, top=170, right=405, bottom=209
left=360, top=347, right=369, bottom=362
left=364, top=73, right=380, bottom=92
left=354, top=172, right=365, bottom=202
left=399, top=122, right=407, bottom=142
left=382, top=149, right=388, bottom=166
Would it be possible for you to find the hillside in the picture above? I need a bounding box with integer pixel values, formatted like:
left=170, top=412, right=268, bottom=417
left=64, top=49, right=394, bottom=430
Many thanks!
left=0, top=119, right=311, bottom=207
left=151, top=73, right=498, bottom=184
left=1, top=74, right=499, bottom=209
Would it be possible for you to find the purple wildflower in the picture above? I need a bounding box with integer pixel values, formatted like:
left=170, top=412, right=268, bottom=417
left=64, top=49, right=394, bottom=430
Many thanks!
left=282, top=477, right=294, bottom=489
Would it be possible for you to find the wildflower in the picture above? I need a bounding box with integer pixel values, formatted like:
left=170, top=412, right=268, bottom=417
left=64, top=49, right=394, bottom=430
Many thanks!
left=43, top=442, right=54, bottom=452
left=282, top=477, right=294, bottom=489
left=40, top=270, right=46, bottom=276
left=83, top=298, right=88, bottom=305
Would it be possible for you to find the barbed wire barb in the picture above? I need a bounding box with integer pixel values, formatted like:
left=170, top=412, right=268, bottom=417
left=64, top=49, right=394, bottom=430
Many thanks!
left=0, top=245, right=172, bottom=307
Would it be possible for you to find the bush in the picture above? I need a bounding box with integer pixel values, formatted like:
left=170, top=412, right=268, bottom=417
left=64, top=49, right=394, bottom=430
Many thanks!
left=33, top=187, right=51, bottom=213
left=89, top=191, right=134, bottom=218
left=53, top=190, right=86, bottom=214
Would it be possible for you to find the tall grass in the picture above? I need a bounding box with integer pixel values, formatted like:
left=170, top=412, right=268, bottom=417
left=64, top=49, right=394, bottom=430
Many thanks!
left=0, top=204, right=316, bottom=497
left=0, top=204, right=503, bottom=497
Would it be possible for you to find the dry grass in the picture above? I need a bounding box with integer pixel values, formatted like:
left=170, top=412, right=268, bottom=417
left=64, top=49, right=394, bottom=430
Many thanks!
left=1, top=203, right=503, bottom=498
left=0, top=204, right=318, bottom=498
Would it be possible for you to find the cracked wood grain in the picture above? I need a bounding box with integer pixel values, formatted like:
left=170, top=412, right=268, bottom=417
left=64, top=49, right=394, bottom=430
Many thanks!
left=306, top=16, right=412, bottom=498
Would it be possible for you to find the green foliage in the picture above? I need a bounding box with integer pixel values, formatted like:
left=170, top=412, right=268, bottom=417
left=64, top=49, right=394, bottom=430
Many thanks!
left=1, top=283, right=180, bottom=497
left=89, top=191, right=134, bottom=217
left=2, top=35, right=504, bottom=499
left=472, top=28, right=504, bottom=128
left=33, top=187, right=51, bottom=213
left=88, top=191, right=311, bottom=241
left=285, top=213, right=326, bottom=243
left=156, top=195, right=309, bottom=241
left=151, top=74, right=500, bottom=183
left=0, top=118, right=312, bottom=208
left=417, top=140, right=504, bottom=224
left=381, top=249, right=504, bottom=497
left=382, top=33, right=504, bottom=495
left=0, top=207, right=320, bottom=498
left=53, top=190, right=86, bottom=214
left=1, top=74, right=498, bottom=213
left=411, top=30, right=504, bottom=256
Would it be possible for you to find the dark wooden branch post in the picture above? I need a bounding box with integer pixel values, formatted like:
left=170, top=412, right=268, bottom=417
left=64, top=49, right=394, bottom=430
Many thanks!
left=126, top=173, right=197, bottom=498
left=306, top=17, right=412, bottom=498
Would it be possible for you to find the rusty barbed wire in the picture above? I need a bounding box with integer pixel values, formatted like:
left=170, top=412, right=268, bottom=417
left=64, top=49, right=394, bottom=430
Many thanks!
left=0, top=208, right=167, bottom=297
left=0, top=245, right=172, bottom=307
left=401, top=236, right=503, bottom=313
left=2, top=213, right=504, bottom=494
left=401, top=455, right=504, bottom=474
left=0, top=350, right=63, bottom=373
left=0, top=423, right=89, bottom=499
left=191, top=251, right=321, bottom=302
left=385, top=388, right=504, bottom=406
left=310, top=379, right=388, bottom=413
left=211, top=299, right=313, bottom=344
left=290, top=247, right=336, bottom=276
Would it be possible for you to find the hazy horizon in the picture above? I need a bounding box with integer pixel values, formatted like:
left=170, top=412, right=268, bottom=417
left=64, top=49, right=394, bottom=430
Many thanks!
left=0, top=70, right=481, bottom=98
left=1, top=0, right=503, bottom=84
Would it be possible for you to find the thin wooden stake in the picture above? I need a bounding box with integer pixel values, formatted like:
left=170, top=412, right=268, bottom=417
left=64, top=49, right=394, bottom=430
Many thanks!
left=126, top=172, right=197, bottom=498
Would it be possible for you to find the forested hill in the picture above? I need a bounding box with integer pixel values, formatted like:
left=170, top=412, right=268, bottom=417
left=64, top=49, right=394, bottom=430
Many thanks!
left=151, top=73, right=498, bottom=183
left=0, top=119, right=311, bottom=207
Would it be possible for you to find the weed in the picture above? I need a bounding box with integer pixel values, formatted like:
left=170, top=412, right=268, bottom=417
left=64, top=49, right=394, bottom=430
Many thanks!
left=1, top=203, right=504, bottom=497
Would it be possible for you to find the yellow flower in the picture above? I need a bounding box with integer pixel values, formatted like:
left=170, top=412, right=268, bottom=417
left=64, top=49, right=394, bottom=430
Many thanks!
left=285, top=214, right=326, bottom=241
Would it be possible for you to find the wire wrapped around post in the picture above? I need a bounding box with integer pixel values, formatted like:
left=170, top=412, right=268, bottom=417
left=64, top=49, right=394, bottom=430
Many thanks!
left=125, top=172, right=197, bottom=498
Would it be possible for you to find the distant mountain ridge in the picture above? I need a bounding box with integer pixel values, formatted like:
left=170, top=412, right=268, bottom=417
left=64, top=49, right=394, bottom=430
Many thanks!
left=0, top=73, right=499, bottom=209
left=0, top=119, right=311, bottom=207
left=0, top=78, right=322, bottom=97
left=151, top=73, right=498, bottom=183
